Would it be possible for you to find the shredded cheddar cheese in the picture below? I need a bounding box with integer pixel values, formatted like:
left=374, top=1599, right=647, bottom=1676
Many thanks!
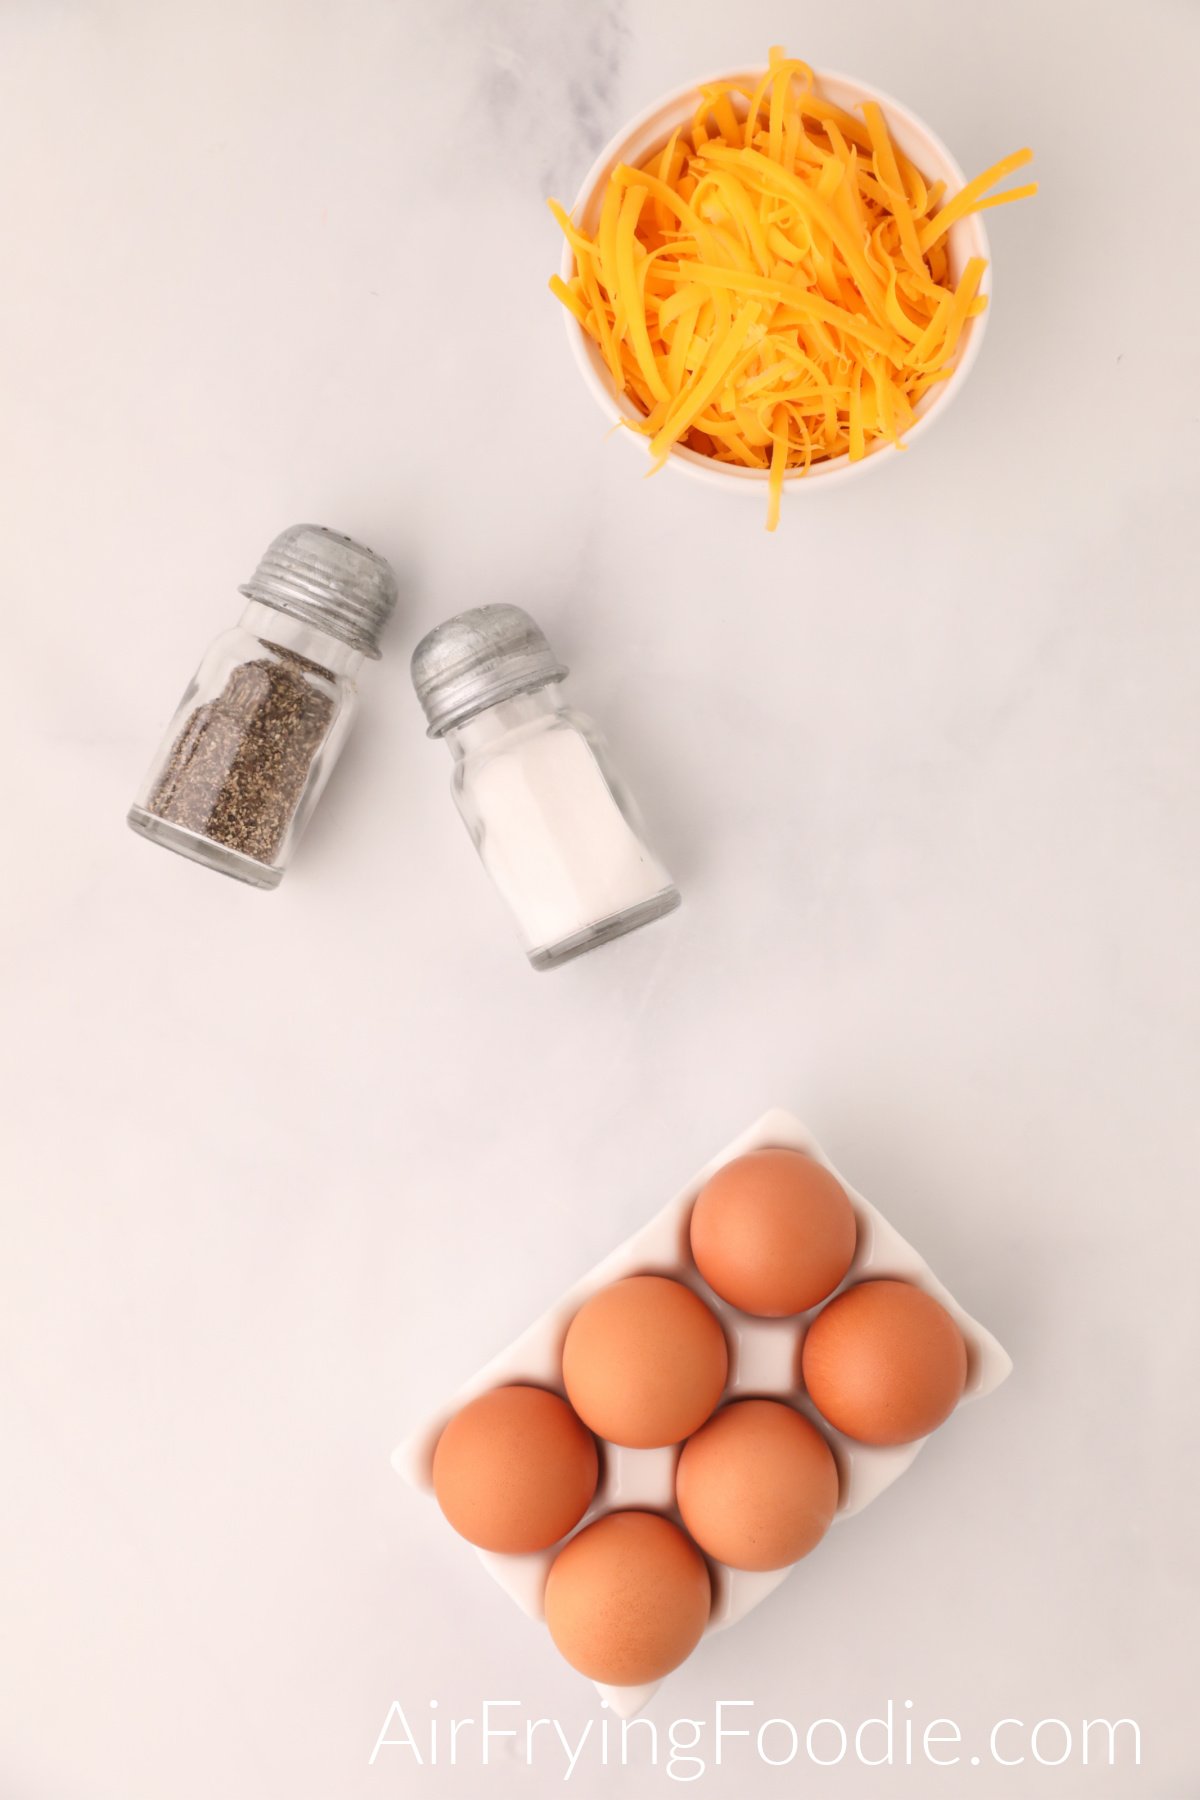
left=549, top=50, right=1035, bottom=528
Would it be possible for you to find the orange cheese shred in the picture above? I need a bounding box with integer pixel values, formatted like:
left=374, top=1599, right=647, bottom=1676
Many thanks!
left=549, top=51, right=1036, bottom=528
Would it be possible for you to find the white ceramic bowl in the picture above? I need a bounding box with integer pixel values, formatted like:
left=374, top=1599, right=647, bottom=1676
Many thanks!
left=559, top=66, right=992, bottom=494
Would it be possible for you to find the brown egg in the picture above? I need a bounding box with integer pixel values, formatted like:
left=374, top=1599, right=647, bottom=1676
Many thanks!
left=432, top=1385, right=598, bottom=1553
left=801, top=1279, right=968, bottom=1445
left=544, top=1510, right=711, bottom=1684
left=675, top=1399, right=839, bottom=1571
left=689, top=1148, right=857, bottom=1317
left=562, top=1275, right=728, bottom=1448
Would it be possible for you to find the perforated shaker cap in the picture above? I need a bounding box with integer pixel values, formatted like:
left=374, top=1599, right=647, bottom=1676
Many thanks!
left=238, top=523, right=398, bottom=659
left=410, top=605, right=568, bottom=737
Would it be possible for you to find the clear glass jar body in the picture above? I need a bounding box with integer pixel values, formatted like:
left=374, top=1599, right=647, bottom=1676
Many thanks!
left=128, top=600, right=362, bottom=888
left=446, top=688, right=679, bottom=969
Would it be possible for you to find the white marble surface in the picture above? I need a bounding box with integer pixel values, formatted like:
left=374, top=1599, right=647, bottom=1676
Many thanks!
left=0, top=2, right=1197, bottom=1797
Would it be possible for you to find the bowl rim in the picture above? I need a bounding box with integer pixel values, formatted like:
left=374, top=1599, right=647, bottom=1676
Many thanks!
left=557, top=63, right=993, bottom=494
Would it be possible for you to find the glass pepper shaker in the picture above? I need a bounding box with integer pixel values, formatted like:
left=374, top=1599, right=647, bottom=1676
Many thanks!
left=128, top=524, right=398, bottom=889
left=411, top=604, right=680, bottom=969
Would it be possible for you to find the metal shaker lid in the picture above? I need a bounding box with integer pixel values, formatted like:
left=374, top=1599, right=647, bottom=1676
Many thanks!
left=239, top=523, right=398, bottom=659
left=410, top=605, right=568, bottom=738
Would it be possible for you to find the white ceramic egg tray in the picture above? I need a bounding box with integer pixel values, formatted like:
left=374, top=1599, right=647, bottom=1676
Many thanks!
left=394, top=1108, right=1011, bottom=1716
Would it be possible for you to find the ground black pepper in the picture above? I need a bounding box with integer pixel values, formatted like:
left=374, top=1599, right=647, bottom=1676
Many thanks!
left=147, top=648, right=335, bottom=864
left=129, top=525, right=397, bottom=887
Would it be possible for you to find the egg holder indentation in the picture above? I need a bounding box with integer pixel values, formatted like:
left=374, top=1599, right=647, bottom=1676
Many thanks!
left=393, top=1107, right=1012, bottom=1716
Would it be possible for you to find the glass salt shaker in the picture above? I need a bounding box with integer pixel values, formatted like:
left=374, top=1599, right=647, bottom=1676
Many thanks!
left=411, top=604, right=680, bottom=969
left=128, top=524, right=397, bottom=889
